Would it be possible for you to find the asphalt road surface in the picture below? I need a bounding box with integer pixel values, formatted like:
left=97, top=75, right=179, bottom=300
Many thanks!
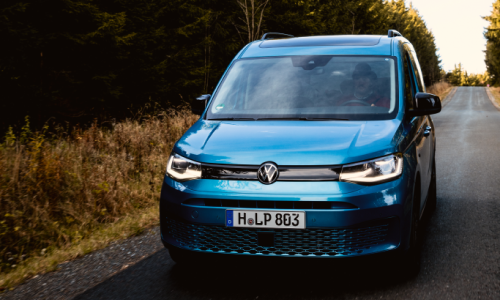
left=20, top=87, right=500, bottom=299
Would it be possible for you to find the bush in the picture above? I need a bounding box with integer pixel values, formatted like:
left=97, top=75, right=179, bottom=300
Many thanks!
left=427, top=81, right=452, bottom=98
left=0, top=110, right=198, bottom=272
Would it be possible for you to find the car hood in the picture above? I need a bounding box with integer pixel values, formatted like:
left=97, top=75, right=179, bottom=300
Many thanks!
left=174, top=119, right=404, bottom=165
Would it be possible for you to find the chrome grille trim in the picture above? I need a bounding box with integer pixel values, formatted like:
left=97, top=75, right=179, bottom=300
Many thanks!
left=182, top=199, right=358, bottom=210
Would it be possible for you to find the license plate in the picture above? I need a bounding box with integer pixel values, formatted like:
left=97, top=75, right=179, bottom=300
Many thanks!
left=225, top=210, right=306, bottom=229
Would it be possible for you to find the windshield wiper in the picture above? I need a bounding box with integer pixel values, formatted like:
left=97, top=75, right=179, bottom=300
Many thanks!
left=304, top=117, right=349, bottom=121
left=210, top=117, right=349, bottom=121
left=256, top=117, right=307, bottom=120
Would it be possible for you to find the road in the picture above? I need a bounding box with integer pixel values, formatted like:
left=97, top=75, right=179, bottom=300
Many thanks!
left=7, top=87, right=500, bottom=300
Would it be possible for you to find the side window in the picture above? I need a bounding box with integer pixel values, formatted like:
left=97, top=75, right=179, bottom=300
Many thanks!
left=403, top=53, right=415, bottom=110
left=408, top=51, right=426, bottom=93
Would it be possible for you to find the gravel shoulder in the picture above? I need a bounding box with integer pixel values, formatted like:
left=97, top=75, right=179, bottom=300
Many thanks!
left=0, top=228, right=163, bottom=300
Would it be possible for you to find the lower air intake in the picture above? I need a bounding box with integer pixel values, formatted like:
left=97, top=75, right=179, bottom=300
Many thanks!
left=164, top=217, right=391, bottom=257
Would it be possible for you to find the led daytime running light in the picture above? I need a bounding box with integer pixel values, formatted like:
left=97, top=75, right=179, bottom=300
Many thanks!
left=166, top=153, right=202, bottom=182
left=339, top=154, right=403, bottom=184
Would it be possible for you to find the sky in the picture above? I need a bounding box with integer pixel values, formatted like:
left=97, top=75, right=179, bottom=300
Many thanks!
left=409, top=0, right=493, bottom=74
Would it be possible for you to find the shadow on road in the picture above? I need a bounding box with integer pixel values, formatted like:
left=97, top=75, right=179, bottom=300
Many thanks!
left=72, top=221, right=448, bottom=300
left=72, top=207, right=443, bottom=300
left=74, top=248, right=411, bottom=300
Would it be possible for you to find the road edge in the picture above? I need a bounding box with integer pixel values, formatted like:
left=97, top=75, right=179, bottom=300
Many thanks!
left=0, top=228, right=164, bottom=300
left=441, top=87, right=457, bottom=108
left=485, top=87, right=500, bottom=111
left=0, top=206, right=159, bottom=292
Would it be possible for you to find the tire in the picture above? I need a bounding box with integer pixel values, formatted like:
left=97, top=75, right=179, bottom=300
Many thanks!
left=427, top=157, right=437, bottom=212
left=400, top=182, right=422, bottom=279
left=168, top=246, right=192, bottom=265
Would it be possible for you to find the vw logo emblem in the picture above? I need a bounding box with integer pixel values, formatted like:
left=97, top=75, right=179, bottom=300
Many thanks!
left=258, top=162, right=279, bottom=184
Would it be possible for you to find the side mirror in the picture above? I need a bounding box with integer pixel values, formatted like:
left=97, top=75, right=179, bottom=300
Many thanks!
left=192, top=94, right=211, bottom=115
left=408, top=92, right=441, bottom=117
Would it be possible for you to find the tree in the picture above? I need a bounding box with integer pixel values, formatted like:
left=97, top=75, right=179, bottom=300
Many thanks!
left=0, top=0, right=443, bottom=132
left=386, top=0, right=441, bottom=86
left=235, top=0, right=270, bottom=43
left=484, top=0, right=500, bottom=85
left=445, top=63, right=488, bottom=86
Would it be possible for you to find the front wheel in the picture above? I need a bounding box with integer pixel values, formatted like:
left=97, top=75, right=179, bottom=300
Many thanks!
left=399, top=183, right=422, bottom=279
left=168, top=246, right=192, bottom=265
left=427, top=157, right=437, bottom=212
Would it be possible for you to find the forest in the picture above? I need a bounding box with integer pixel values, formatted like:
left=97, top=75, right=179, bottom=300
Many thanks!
left=0, top=0, right=442, bottom=132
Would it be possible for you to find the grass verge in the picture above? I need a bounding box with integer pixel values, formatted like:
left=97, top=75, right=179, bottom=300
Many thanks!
left=427, top=81, right=453, bottom=100
left=488, top=87, right=500, bottom=109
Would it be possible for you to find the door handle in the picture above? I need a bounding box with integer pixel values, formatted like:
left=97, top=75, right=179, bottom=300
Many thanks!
left=424, top=126, right=432, bottom=137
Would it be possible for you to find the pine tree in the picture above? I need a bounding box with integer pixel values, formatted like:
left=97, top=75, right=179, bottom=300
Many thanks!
left=484, top=0, right=500, bottom=85
left=0, top=0, right=444, bottom=131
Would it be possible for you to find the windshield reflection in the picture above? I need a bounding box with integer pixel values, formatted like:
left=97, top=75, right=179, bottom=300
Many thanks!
left=207, top=56, right=397, bottom=121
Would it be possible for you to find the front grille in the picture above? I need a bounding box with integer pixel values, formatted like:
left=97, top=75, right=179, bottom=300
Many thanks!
left=183, top=199, right=358, bottom=210
left=164, top=218, right=390, bottom=257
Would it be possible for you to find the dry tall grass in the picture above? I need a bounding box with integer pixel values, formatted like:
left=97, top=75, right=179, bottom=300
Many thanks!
left=427, top=81, right=453, bottom=99
left=488, top=87, right=500, bottom=107
left=0, top=110, right=198, bottom=274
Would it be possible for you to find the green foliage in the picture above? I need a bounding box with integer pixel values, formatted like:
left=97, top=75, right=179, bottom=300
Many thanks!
left=4, top=127, right=16, bottom=146
left=20, top=116, right=31, bottom=144
left=387, top=1, right=441, bottom=85
left=446, top=63, right=489, bottom=86
left=484, top=0, right=500, bottom=85
left=0, top=0, right=442, bottom=131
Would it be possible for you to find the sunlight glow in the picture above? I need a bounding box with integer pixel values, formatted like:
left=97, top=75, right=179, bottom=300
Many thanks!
left=409, top=0, right=493, bottom=74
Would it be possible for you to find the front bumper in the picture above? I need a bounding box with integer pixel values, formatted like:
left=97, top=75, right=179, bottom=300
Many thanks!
left=160, top=170, right=413, bottom=258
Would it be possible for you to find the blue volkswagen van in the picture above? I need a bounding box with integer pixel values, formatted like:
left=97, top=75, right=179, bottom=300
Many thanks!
left=160, top=30, right=441, bottom=276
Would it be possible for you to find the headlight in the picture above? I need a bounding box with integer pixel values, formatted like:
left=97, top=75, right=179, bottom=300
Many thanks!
left=339, top=154, right=403, bottom=184
left=166, top=153, right=202, bottom=182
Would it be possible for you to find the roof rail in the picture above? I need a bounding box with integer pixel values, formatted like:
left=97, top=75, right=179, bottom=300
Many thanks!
left=388, top=29, right=403, bottom=38
left=261, top=32, right=294, bottom=40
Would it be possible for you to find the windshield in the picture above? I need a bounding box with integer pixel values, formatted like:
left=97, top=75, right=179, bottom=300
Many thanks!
left=206, top=56, right=398, bottom=120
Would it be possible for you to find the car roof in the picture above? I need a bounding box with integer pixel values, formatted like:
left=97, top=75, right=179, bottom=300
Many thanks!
left=239, top=35, right=400, bottom=58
